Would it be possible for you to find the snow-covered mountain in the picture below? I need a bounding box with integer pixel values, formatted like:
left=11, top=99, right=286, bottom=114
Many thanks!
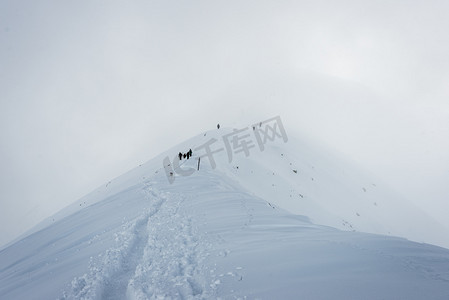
left=1, top=125, right=449, bottom=299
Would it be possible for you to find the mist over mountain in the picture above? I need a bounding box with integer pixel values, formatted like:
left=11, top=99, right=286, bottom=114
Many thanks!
left=2, top=0, right=449, bottom=250
left=2, top=1, right=449, bottom=298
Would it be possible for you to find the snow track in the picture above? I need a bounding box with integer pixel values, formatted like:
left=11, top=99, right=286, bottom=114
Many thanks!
left=127, top=185, right=210, bottom=300
left=62, top=183, right=211, bottom=300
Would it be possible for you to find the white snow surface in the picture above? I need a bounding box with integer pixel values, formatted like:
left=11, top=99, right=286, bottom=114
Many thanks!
left=1, top=128, right=449, bottom=299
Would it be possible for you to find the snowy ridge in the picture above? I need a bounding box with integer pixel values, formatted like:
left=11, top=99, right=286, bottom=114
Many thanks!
left=1, top=128, right=449, bottom=299
left=202, top=128, right=449, bottom=248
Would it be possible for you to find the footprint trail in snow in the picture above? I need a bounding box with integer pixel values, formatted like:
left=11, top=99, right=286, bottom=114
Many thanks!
left=63, top=184, right=212, bottom=299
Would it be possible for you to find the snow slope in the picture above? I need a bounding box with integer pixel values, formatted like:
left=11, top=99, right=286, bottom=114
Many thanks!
left=1, top=127, right=449, bottom=299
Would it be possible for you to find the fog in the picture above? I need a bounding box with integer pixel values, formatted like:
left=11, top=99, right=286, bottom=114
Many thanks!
left=1, top=0, right=448, bottom=247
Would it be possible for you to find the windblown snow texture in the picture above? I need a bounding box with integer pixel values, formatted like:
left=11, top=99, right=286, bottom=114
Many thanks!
left=1, top=128, right=449, bottom=299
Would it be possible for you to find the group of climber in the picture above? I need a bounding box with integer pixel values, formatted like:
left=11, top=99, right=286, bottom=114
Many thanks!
left=176, top=124, right=220, bottom=161
left=178, top=149, right=193, bottom=160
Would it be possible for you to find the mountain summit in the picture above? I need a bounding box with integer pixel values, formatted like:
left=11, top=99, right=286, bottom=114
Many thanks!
left=1, top=123, right=449, bottom=299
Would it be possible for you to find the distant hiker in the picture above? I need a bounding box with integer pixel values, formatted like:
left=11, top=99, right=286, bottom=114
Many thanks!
left=189, top=149, right=192, bottom=156
left=186, top=152, right=190, bottom=159
left=183, top=153, right=187, bottom=159
left=217, top=123, right=220, bottom=129
left=178, top=152, right=182, bottom=160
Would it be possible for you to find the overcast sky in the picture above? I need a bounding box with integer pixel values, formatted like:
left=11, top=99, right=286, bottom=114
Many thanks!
left=1, top=0, right=448, bottom=247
